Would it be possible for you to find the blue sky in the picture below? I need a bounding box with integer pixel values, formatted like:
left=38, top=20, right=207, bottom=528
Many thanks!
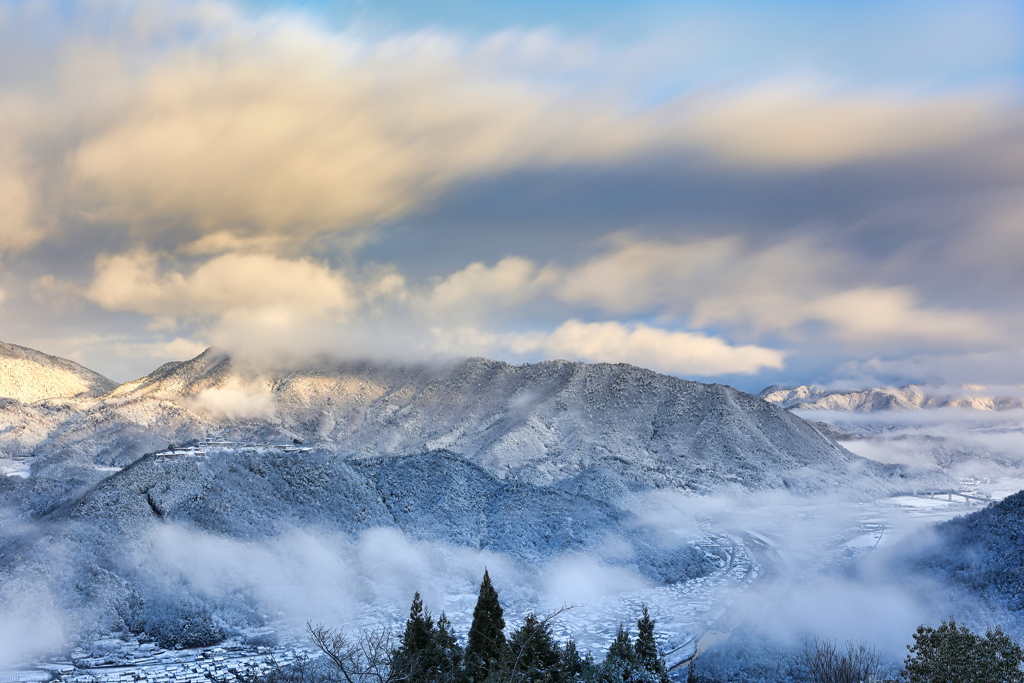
left=1, top=0, right=1023, bottom=392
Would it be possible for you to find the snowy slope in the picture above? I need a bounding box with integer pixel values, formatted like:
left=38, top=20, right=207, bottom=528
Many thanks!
left=47, top=349, right=945, bottom=496
left=0, top=340, right=116, bottom=402
left=760, top=383, right=1024, bottom=412
left=0, top=447, right=714, bottom=640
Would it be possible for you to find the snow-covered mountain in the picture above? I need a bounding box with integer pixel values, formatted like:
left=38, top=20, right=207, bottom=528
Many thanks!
left=0, top=343, right=960, bottom=653
left=760, top=383, right=1024, bottom=412
left=0, top=340, right=116, bottom=403
left=760, top=383, right=1024, bottom=481
left=0, top=446, right=716, bottom=642
left=4, top=348, right=948, bottom=496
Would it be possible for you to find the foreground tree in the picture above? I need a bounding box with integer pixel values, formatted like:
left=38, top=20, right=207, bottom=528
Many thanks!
left=500, top=613, right=564, bottom=683
left=903, top=619, right=1024, bottom=683
left=560, top=640, right=596, bottom=683
left=307, top=621, right=398, bottom=683
left=634, top=606, right=670, bottom=683
left=465, top=570, right=508, bottom=683
left=392, top=593, right=462, bottom=683
left=803, top=638, right=889, bottom=683
left=598, top=625, right=640, bottom=682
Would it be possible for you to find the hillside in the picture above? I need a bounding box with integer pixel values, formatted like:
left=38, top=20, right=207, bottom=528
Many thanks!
left=907, top=488, right=1024, bottom=611
left=0, top=340, right=116, bottom=403
left=16, top=349, right=948, bottom=496
left=0, top=344, right=959, bottom=651
left=0, top=447, right=713, bottom=642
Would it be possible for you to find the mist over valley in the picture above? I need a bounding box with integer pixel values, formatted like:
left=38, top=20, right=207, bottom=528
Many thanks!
left=0, top=342, right=1021, bottom=682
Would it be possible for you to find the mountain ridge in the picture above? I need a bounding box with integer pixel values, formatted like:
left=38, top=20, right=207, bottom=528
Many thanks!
left=0, top=340, right=117, bottom=403
left=760, top=383, right=1024, bottom=412
left=0, top=343, right=953, bottom=496
left=82, top=348, right=938, bottom=495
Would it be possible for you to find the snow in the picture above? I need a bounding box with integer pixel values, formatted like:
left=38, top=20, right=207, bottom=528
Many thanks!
left=0, top=341, right=115, bottom=403
left=761, top=383, right=1024, bottom=412
left=2, top=342, right=1019, bottom=680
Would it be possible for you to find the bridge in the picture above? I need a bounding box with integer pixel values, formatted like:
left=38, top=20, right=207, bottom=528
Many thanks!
left=913, top=490, right=993, bottom=504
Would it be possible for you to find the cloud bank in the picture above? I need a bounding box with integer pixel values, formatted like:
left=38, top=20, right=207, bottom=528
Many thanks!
left=0, top=0, right=1021, bottom=387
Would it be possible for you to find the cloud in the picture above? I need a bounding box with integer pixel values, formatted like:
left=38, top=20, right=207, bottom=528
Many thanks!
left=837, top=349, right=1024, bottom=386
left=508, top=319, right=785, bottom=375
left=543, top=554, right=650, bottom=605
left=0, top=585, right=67, bottom=669
left=3, top=0, right=1020, bottom=386
left=427, top=257, right=555, bottom=317
left=0, top=0, right=1016, bottom=255
left=0, top=160, right=43, bottom=254
left=557, top=237, right=998, bottom=348
left=78, top=233, right=991, bottom=377
left=183, top=382, right=276, bottom=420
left=57, top=9, right=661, bottom=239
left=800, top=287, right=994, bottom=343
left=87, top=250, right=357, bottom=319
left=674, top=86, right=1000, bottom=167
left=145, top=523, right=525, bottom=627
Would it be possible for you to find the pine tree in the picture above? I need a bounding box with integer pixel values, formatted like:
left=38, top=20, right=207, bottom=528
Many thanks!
left=465, top=570, right=507, bottom=683
left=392, top=592, right=436, bottom=683
left=634, top=605, right=670, bottom=683
left=502, top=613, right=564, bottom=683
left=560, top=639, right=594, bottom=682
left=606, top=625, right=635, bottom=664
left=600, top=625, right=639, bottom=683
left=431, top=612, right=464, bottom=683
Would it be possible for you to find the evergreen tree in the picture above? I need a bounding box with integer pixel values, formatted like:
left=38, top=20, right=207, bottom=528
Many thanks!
left=634, top=606, right=670, bottom=683
left=606, top=625, right=635, bottom=664
left=561, top=639, right=595, bottom=682
left=501, top=613, right=564, bottom=683
left=465, top=570, right=508, bottom=683
left=599, top=625, right=639, bottom=683
left=903, top=619, right=1024, bottom=683
left=431, top=612, right=464, bottom=683
left=392, top=592, right=436, bottom=683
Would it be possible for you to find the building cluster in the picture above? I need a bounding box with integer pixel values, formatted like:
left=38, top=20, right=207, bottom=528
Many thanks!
left=153, top=441, right=312, bottom=461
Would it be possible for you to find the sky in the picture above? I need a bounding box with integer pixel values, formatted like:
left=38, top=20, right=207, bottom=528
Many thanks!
left=0, top=0, right=1023, bottom=392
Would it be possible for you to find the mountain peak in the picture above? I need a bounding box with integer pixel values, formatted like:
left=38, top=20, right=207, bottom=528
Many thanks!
left=0, top=340, right=116, bottom=402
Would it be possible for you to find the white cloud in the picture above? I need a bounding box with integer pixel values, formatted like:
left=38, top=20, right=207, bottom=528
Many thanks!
left=427, top=257, right=555, bottom=316
left=126, top=337, right=208, bottom=361
left=508, top=319, right=785, bottom=376
left=59, top=12, right=659, bottom=238
left=674, top=85, right=999, bottom=167
left=557, top=237, right=997, bottom=348
left=87, top=250, right=357, bottom=319
left=0, top=0, right=1014, bottom=255
left=183, top=380, right=276, bottom=420
left=802, top=287, right=993, bottom=343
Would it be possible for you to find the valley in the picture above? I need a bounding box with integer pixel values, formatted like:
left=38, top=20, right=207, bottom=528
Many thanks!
left=1, top=343, right=1023, bottom=681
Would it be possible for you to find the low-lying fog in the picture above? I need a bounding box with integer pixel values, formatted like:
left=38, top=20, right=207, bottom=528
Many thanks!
left=0, top=487, right=1004, bottom=671
left=3, top=405, right=1023, bottom=672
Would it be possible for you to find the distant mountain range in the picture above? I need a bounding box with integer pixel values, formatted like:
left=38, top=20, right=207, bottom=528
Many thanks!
left=760, top=383, right=1024, bottom=412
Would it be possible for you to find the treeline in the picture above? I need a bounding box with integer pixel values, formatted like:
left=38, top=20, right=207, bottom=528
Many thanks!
left=276, top=570, right=673, bottom=683
left=238, top=571, right=1024, bottom=683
